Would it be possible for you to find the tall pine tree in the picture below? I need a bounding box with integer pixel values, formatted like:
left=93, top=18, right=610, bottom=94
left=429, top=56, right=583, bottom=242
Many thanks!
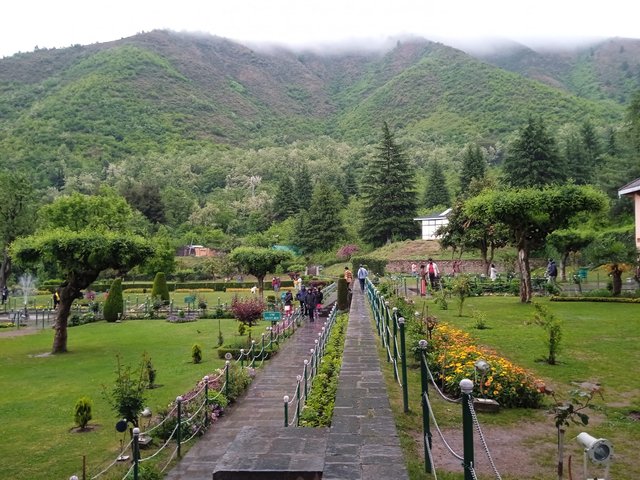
left=272, top=175, right=297, bottom=221
left=459, top=144, right=486, bottom=193
left=296, top=180, right=345, bottom=253
left=423, top=160, right=451, bottom=209
left=503, top=117, right=564, bottom=188
left=360, top=122, right=418, bottom=247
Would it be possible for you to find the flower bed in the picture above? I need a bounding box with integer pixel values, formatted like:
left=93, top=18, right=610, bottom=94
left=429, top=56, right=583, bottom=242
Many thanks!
left=427, top=324, right=543, bottom=408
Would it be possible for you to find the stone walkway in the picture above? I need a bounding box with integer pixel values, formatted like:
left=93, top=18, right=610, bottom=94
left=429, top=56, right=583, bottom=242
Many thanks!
left=165, top=286, right=407, bottom=480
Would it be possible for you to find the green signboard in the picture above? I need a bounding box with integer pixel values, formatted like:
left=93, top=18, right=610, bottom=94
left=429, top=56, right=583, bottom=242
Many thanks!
left=262, top=311, right=282, bottom=321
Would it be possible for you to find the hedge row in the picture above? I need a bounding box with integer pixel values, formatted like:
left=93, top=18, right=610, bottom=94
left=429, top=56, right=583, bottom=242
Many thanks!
left=351, top=257, right=386, bottom=276
left=40, top=280, right=295, bottom=293
left=550, top=296, right=640, bottom=303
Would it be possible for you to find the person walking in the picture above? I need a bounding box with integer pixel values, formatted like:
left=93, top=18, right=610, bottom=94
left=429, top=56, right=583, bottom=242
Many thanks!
left=546, top=259, right=558, bottom=283
left=296, top=286, right=307, bottom=315
left=357, top=264, right=368, bottom=292
left=304, top=287, right=317, bottom=322
left=1, top=285, right=8, bottom=304
left=344, top=266, right=353, bottom=286
left=426, top=259, right=440, bottom=290
left=490, top=263, right=498, bottom=281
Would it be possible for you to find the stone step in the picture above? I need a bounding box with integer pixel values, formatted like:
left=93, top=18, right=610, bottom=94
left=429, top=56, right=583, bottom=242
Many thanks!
left=212, top=426, right=327, bottom=480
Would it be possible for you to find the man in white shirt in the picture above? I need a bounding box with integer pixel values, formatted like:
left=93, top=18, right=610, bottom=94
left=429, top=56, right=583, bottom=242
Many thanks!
left=357, top=264, right=368, bottom=292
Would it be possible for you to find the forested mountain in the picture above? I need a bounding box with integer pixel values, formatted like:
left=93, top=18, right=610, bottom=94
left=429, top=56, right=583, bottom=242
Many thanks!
left=0, top=29, right=632, bottom=183
left=472, top=37, right=640, bottom=104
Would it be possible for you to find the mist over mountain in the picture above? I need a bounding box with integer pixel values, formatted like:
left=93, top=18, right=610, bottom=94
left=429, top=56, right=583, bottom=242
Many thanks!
left=0, top=29, right=637, bottom=183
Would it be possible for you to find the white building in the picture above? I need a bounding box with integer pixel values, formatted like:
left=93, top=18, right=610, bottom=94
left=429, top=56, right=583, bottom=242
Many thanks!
left=618, top=178, right=640, bottom=250
left=414, top=208, right=451, bottom=240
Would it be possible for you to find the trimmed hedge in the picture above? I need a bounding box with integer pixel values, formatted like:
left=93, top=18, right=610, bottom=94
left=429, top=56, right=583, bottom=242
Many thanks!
left=550, top=296, right=640, bottom=303
left=351, top=257, right=386, bottom=277
left=88, top=280, right=295, bottom=292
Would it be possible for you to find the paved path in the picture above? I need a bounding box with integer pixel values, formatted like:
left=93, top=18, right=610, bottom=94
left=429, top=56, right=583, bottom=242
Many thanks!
left=165, top=286, right=407, bottom=480
left=165, top=311, right=327, bottom=480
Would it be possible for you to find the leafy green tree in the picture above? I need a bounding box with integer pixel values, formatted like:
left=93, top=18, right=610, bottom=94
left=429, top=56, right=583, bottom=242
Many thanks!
left=360, top=122, right=419, bottom=246
left=438, top=200, right=509, bottom=275
left=296, top=180, right=346, bottom=253
left=503, top=117, right=564, bottom=188
left=103, top=278, right=124, bottom=322
left=459, top=144, right=486, bottom=194
left=11, top=192, right=153, bottom=353
left=229, top=247, right=292, bottom=295
left=584, top=226, right=636, bottom=296
left=465, top=185, right=607, bottom=302
left=546, top=229, right=595, bottom=281
left=151, top=272, right=170, bottom=304
left=0, top=172, right=37, bottom=289
left=138, top=233, right=176, bottom=278
left=423, top=161, right=451, bottom=209
left=120, top=181, right=166, bottom=224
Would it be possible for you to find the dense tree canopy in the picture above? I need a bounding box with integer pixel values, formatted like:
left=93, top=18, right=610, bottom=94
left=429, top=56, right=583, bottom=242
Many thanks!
left=0, top=171, right=37, bottom=289
left=11, top=191, right=153, bottom=353
left=465, top=185, right=607, bottom=302
left=228, top=247, right=292, bottom=294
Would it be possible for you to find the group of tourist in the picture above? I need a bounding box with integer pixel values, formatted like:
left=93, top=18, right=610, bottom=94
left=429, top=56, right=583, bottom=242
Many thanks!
left=295, top=285, right=323, bottom=321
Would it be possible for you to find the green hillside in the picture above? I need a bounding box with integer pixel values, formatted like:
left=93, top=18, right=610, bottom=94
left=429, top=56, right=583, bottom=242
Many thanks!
left=0, top=29, right=632, bottom=187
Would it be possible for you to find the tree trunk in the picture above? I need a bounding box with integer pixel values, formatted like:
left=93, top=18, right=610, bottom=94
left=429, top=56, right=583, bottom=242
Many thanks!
left=560, top=252, right=570, bottom=282
left=517, top=247, right=533, bottom=303
left=0, top=249, right=10, bottom=289
left=480, top=245, right=490, bottom=276
left=257, top=275, right=265, bottom=297
left=51, top=283, right=83, bottom=354
left=611, top=265, right=623, bottom=296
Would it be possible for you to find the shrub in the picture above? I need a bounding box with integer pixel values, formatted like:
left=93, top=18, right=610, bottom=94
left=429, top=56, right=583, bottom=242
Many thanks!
left=336, top=244, right=360, bottom=260
left=192, top=344, right=203, bottom=364
left=74, top=396, right=93, bottom=429
left=103, top=278, right=124, bottom=322
left=450, top=274, right=474, bottom=316
left=299, top=313, right=348, bottom=426
left=102, top=355, right=147, bottom=427
left=532, top=302, right=563, bottom=365
left=351, top=256, right=386, bottom=277
left=231, top=296, right=265, bottom=327
left=144, top=354, right=157, bottom=388
left=337, top=277, right=350, bottom=311
left=151, top=272, right=170, bottom=304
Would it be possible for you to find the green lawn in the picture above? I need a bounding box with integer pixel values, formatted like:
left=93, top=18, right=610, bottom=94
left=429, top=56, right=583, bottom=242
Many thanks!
left=0, top=315, right=265, bottom=480
left=379, top=296, right=640, bottom=480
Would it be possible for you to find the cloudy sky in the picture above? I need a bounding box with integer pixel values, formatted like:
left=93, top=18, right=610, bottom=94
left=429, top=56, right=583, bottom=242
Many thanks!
left=1, top=0, right=638, bottom=58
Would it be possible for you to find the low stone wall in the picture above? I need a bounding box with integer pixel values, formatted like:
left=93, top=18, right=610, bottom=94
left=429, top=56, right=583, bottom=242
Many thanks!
left=386, top=258, right=547, bottom=276
left=386, top=259, right=490, bottom=275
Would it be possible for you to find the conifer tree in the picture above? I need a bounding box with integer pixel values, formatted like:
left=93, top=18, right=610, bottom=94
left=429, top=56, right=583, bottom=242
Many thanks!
left=273, top=175, right=297, bottom=220
left=293, top=164, right=312, bottom=206
left=424, top=160, right=451, bottom=209
left=503, top=117, right=564, bottom=187
left=103, top=278, right=124, bottom=322
left=360, top=122, right=418, bottom=246
left=151, top=272, right=170, bottom=304
left=459, top=144, right=486, bottom=193
left=296, top=180, right=345, bottom=253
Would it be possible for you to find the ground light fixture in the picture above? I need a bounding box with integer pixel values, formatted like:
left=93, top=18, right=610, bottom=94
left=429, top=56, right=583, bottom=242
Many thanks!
left=576, top=432, right=613, bottom=480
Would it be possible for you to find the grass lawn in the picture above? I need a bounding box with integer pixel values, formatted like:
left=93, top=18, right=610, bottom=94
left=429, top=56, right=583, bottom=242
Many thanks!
left=378, top=295, right=640, bottom=480
left=0, top=315, right=266, bottom=480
